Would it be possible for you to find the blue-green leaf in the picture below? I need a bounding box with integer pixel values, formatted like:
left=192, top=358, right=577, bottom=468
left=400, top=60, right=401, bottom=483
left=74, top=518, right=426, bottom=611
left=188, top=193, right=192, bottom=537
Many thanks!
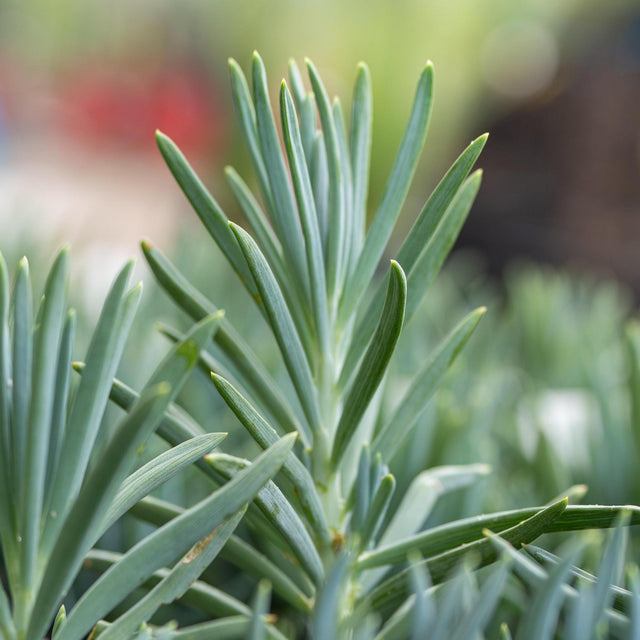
left=29, top=383, right=174, bottom=640
left=404, top=171, right=482, bottom=321
left=43, top=309, right=75, bottom=506
left=450, top=559, right=510, bottom=640
left=20, top=247, right=68, bottom=589
left=359, top=474, right=396, bottom=551
left=43, top=262, right=140, bottom=552
left=98, top=510, right=246, bottom=640
left=211, top=373, right=330, bottom=542
left=349, top=62, right=373, bottom=255
left=206, top=452, right=324, bottom=586
left=230, top=222, right=322, bottom=434
left=252, top=52, right=310, bottom=300
left=103, top=433, right=226, bottom=530
left=372, top=307, right=485, bottom=461
left=281, top=81, right=330, bottom=354
left=141, top=241, right=306, bottom=442
left=306, top=59, right=346, bottom=302
left=228, top=57, right=275, bottom=223
left=11, top=257, right=32, bottom=507
left=312, top=554, right=349, bottom=640
left=84, top=547, right=251, bottom=619
left=57, top=434, right=296, bottom=640
left=249, top=580, right=271, bottom=640
left=338, top=136, right=485, bottom=388
left=357, top=504, right=640, bottom=571
left=339, top=62, right=434, bottom=325
left=368, top=499, right=568, bottom=618
left=331, top=261, right=406, bottom=469
left=155, top=131, right=257, bottom=298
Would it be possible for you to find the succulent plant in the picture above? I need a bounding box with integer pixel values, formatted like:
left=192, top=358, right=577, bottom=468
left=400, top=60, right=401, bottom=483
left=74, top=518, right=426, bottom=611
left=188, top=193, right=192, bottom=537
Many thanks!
left=129, top=52, right=640, bottom=637
left=2, top=50, right=640, bottom=640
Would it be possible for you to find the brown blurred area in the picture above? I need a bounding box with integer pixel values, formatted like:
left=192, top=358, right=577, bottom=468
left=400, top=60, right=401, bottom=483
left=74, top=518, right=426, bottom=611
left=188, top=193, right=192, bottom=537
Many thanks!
left=460, top=11, right=640, bottom=291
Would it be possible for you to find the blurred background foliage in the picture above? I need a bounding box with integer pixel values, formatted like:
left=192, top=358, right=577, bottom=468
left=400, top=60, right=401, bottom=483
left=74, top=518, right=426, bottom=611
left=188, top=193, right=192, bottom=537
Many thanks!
left=2, top=0, right=640, bottom=623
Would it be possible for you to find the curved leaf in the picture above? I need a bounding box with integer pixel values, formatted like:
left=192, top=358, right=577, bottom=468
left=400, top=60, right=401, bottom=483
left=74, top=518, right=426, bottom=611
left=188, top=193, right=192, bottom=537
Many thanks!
left=103, top=433, right=227, bottom=530
left=211, top=373, right=330, bottom=542
left=332, top=261, right=406, bottom=469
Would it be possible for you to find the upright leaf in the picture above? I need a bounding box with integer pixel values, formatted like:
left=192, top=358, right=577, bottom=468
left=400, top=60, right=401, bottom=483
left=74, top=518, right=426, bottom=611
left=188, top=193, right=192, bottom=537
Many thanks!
left=20, top=247, right=68, bottom=589
left=349, top=63, right=373, bottom=254
left=43, top=262, right=140, bottom=551
left=155, top=131, right=258, bottom=298
left=339, top=62, right=434, bottom=325
left=252, top=52, right=310, bottom=300
left=332, top=261, right=407, bottom=469
left=281, top=81, right=330, bottom=355
left=306, top=59, right=346, bottom=302
left=230, top=222, right=322, bottom=434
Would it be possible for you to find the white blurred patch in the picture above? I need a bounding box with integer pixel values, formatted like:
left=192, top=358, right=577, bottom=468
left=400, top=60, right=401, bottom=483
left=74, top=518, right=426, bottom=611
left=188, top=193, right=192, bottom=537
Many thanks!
left=517, top=389, right=601, bottom=468
left=73, top=242, right=147, bottom=321
left=481, top=20, right=559, bottom=100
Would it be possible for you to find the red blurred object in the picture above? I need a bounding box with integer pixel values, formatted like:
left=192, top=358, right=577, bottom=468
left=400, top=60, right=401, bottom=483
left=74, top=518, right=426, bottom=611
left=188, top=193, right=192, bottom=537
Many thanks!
left=59, top=64, right=225, bottom=156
